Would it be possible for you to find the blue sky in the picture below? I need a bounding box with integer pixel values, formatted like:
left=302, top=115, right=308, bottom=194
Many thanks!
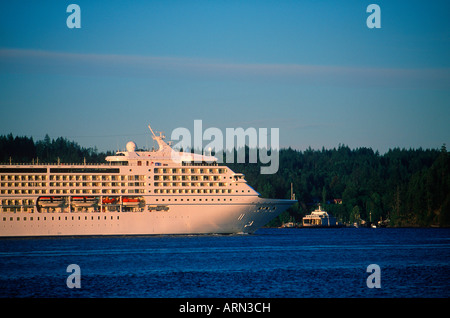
left=0, top=0, right=449, bottom=153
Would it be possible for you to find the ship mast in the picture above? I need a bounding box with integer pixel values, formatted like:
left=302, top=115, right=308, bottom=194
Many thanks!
left=148, top=124, right=157, bottom=138
left=148, top=124, right=169, bottom=151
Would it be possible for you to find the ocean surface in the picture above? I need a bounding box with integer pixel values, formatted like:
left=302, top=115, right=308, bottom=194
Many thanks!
left=0, top=228, right=449, bottom=298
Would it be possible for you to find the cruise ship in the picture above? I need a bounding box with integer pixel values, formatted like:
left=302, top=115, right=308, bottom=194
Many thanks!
left=0, top=125, right=295, bottom=237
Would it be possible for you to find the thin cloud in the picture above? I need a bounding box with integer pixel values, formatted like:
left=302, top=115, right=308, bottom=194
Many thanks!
left=0, top=48, right=449, bottom=88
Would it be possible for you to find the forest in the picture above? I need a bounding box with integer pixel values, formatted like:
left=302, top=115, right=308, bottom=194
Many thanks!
left=1, top=133, right=449, bottom=227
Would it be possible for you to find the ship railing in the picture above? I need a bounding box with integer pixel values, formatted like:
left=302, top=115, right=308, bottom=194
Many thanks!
left=182, top=161, right=218, bottom=166
left=0, top=162, right=114, bottom=166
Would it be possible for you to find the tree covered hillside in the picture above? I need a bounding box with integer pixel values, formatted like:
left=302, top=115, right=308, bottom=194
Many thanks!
left=228, top=145, right=449, bottom=227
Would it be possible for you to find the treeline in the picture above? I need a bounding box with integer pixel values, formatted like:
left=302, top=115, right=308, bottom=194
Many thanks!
left=227, top=145, right=449, bottom=227
left=0, top=134, right=112, bottom=164
left=1, top=134, right=449, bottom=227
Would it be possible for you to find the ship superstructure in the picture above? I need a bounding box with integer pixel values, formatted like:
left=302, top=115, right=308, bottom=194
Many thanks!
left=302, top=205, right=338, bottom=227
left=0, top=125, right=295, bottom=236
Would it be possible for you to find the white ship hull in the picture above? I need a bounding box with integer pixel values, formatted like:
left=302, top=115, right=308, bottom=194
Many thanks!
left=0, top=124, right=296, bottom=237
left=0, top=196, right=293, bottom=237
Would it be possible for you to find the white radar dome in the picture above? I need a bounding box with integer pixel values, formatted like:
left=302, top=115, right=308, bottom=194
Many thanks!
left=126, top=141, right=137, bottom=152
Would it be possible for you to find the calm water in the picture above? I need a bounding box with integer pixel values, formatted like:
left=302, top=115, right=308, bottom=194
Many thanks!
left=0, top=228, right=449, bottom=298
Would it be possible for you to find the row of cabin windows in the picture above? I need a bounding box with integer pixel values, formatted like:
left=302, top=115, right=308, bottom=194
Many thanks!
left=155, top=197, right=233, bottom=202
left=154, top=168, right=227, bottom=174
left=2, top=215, right=120, bottom=221
left=1, top=189, right=47, bottom=194
left=48, top=182, right=145, bottom=187
left=1, top=169, right=231, bottom=183
left=1, top=189, right=144, bottom=195
left=154, top=188, right=234, bottom=194
left=1, top=199, right=34, bottom=205
left=2, top=182, right=142, bottom=189
left=2, top=178, right=236, bottom=187
left=1, top=175, right=143, bottom=182
left=1, top=188, right=251, bottom=196
left=2, top=172, right=232, bottom=185
left=135, top=161, right=221, bottom=167
left=154, top=182, right=227, bottom=187
left=49, top=175, right=142, bottom=181
left=1, top=182, right=47, bottom=187
left=1, top=175, right=47, bottom=181
left=154, top=175, right=221, bottom=181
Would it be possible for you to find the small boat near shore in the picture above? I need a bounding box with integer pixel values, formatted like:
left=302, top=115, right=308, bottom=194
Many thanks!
left=302, top=205, right=342, bottom=228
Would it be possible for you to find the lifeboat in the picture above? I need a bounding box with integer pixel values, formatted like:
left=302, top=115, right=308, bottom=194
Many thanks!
left=71, top=196, right=98, bottom=207
left=102, top=197, right=117, bottom=204
left=38, top=196, right=65, bottom=208
left=122, top=197, right=142, bottom=206
left=148, top=205, right=169, bottom=212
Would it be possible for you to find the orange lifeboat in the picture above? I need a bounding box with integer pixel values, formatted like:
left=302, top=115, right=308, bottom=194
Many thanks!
left=122, top=197, right=141, bottom=206
left=71, top=196, right=98, bottom=207
left=38, top=196, right=65, bottom=208
left=102, top=197, right=117, bottom=204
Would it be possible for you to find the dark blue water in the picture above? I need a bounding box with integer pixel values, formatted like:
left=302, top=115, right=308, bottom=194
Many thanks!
left=0, top=228, right=449, bottom=298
